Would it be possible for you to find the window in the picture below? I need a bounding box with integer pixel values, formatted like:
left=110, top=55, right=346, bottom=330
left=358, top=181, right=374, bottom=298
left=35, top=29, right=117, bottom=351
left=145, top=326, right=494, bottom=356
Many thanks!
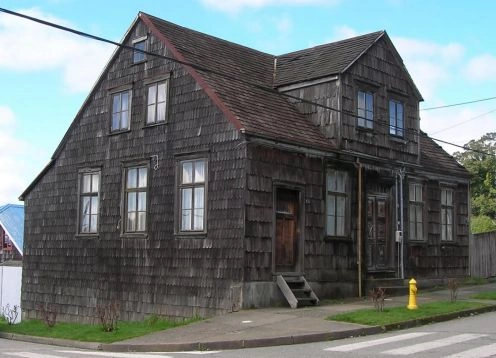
left=146, top=80, right=168, bottom=125
left=125, top=166, right=148, bottom=233
left=111, top=91, right=131, bottom=132
left=441, top=188, right=454, bottom=241
left=409, top=184, right=423, bottom=240
left=326, top=169, right=348, bottom=237
left=389, top=100, right=404, bottom=137
left=133, top=39, right=146, bottom=63
left=79, top=170, right=100, bottom=234
left=179, top=159, right=206, bottom=232
left=357, top=91, right=373, bottom=129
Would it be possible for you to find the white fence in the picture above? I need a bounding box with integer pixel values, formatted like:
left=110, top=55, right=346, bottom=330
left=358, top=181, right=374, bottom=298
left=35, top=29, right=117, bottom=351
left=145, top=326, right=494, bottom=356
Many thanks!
left=0, top=265, right=22, bottom=322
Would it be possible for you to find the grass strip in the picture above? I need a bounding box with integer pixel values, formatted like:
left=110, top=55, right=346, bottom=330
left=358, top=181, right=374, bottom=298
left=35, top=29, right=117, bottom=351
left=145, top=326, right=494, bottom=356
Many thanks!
left=0, top=316, right=199, bottom=343
left=472, top=291, right=496, bottom=300
left=327, top=301, right=488, bottom=326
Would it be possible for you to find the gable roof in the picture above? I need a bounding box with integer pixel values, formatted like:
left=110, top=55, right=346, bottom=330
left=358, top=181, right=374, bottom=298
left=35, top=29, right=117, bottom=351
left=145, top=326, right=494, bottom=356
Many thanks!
left=0, top=204, right=24, bottom=255
left=141, top=13, right=336, bottom=151
left=419, top=132, right=470, bottom=179
left=275, top=31, right=385, bottom=87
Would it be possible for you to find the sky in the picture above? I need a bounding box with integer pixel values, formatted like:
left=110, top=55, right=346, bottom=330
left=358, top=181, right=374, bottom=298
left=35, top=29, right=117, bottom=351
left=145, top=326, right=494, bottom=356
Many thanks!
left=0, top=0, right=495, bottom=205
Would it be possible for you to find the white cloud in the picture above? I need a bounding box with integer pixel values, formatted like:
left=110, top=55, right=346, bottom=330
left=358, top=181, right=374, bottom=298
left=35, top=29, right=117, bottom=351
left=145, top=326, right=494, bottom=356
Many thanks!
left=200, top=0, right=339, bottom=14
left=0, top=8, right=114, bottom=93
left=0, top=106, right=30, bottom=204
left=331, top=25, right=359, bottom=41
left=465, top=54, right=496, bottom=81
left=275, top=14, right=293, bottom=34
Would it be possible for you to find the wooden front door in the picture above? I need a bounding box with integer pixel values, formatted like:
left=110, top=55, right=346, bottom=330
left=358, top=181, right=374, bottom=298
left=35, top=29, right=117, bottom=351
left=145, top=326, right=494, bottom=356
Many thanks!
left=275, top=188, right=300, bottom=272
left=366, top=195, right=389, bottom=270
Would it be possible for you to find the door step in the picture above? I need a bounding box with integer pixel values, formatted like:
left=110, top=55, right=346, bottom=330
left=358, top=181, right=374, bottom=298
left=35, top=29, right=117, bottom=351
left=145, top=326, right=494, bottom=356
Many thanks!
left=276, top=275, right=319, bottom=308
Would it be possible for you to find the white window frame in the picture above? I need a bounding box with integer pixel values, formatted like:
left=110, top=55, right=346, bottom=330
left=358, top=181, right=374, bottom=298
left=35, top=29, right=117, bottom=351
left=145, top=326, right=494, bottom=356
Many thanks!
left=178, top=158, right=207, bottom=233
left=389, top=99, right=404, bottom=137
left=357, top=90, right=374, bottom=129
left=146, top=80, right=169, bottom=125
left=408, top=183, right=424, bottom=241
left=326, top=169, right=348, bottom=237
left=132, top=36, right=147, bottom=63
left=124, top=165, right=148, bottom=233
left=78, top=169, right=100, bottom=235
left=111, top=90, right=132, bottom=132
left=441, top=188, right=454, bottom=241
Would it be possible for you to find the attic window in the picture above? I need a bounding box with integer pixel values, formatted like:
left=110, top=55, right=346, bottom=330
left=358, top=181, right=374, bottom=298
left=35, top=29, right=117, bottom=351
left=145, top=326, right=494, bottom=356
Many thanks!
left=357, top=91, right=373, bottom=129
left=133, top=37, right=147, bottom=63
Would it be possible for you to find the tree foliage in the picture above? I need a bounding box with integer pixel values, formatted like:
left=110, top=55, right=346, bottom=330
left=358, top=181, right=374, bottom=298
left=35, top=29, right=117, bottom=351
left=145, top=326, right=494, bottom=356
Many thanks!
left=453, top=132, right=496, bottom=228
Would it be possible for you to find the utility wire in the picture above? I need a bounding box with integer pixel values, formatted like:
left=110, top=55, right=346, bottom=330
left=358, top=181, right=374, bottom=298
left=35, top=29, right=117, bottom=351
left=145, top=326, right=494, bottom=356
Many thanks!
left=421, top=96, right=496, bottom=111
left=430, top=108, right=496, bottom=135
left=1, top=7, right=493, bottom=156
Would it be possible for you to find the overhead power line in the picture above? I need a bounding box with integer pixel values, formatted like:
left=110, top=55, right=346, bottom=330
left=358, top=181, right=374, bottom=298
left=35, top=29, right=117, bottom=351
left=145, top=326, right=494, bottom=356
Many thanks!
left=421, top=96, right=496, bottom=111
left=1, top=7, right=494, bottom=157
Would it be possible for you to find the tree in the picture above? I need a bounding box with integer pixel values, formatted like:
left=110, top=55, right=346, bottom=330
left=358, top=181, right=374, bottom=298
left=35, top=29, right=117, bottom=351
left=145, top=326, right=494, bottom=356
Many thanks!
left=453, top=132, right=496, bottom=233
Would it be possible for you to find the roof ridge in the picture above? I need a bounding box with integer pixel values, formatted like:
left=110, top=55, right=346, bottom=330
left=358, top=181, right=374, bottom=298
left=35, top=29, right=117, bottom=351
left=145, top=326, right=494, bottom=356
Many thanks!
left=278, top=30, right=385, bottom=58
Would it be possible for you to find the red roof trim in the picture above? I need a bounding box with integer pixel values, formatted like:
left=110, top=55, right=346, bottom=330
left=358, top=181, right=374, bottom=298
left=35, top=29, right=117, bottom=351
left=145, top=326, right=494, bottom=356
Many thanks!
left=140, top=13, right=244, bottom=131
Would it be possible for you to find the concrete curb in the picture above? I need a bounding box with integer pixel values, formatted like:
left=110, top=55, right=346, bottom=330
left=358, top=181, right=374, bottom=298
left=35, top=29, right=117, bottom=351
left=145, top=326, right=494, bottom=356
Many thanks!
left=3, top=304, right=496, bottom=353
left=0, top=331, right=102, bottom=350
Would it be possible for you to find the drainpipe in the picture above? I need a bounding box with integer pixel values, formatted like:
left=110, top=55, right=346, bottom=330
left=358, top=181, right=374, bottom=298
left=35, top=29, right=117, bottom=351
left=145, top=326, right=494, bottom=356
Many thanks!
left=395, top=174, right=399, bottom=277
left=398, top=168, right=405, bottom=279
left=356, top=160, right=363, bottom=297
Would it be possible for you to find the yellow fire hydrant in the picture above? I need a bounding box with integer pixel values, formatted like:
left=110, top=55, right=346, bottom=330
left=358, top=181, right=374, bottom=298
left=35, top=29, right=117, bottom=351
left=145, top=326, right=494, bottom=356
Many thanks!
left=407, top=278, right=418, bottom=310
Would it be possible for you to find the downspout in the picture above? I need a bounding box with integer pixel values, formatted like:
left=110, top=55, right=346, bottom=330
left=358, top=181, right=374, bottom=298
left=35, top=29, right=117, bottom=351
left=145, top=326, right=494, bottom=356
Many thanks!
left=356, top=160, right=363, bottom=297
left=395, top=174, right=399, bottom=277
left=399, top=168, right=405, bottom=279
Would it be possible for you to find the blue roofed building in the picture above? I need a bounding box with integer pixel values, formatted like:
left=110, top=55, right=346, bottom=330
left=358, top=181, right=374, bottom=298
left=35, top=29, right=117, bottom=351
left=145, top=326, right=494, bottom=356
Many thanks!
left=0, top=204, right=24, bottom=261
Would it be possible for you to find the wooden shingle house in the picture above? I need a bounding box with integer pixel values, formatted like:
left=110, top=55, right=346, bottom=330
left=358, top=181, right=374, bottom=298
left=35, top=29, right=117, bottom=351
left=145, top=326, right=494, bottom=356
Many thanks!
left=20, top=13, right=470, bottom=322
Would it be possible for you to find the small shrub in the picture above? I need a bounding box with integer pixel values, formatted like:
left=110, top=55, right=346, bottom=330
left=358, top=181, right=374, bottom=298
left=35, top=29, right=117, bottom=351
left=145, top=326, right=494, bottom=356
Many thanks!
left=97, top=301, right=120, bottom=332
left=38, top=303, right=57, bottom=328
left=447, top=279, right=459, bottom=302
left=2, top=304, right=20, bottom=325
left=370, top=287, right=386, bottom=312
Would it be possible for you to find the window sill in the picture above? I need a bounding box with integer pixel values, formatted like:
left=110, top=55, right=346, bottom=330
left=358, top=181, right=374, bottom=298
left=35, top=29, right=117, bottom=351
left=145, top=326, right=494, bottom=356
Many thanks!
left=120, top=232, right=148, bottom=239
left=132, top=59, right=147, bottom=66
left=174, top=232, right=207, bottom=239
left=324, top=235, right=351, bottom=242
left=109, top=129, right=131, bottom=136
left=356, top=126, right=374, bottom=133
left=389, top=135, right=406, bottom=144
left=75, top=234, right=99, bottom=239
left=143, top=122, right=166, bottom=129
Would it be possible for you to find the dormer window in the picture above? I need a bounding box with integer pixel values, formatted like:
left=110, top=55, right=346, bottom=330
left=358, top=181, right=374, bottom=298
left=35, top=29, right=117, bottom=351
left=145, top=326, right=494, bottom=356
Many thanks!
left=133, top=37, right=147, bottom=63
left=357, top=90, right=373, bottom=129
left=389, top=99, right=404, bottom=137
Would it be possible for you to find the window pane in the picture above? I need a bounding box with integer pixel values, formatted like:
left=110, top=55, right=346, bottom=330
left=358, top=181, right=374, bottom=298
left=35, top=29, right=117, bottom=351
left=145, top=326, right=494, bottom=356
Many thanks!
left=91, top=196, right=99, bottom=215
left=447, top=190, right=453, bottom=205
left=416, top=206, right=423, bottom=223
left=336, top=216, right=345, bottom=236
left=182, top=188, right=192, bottom=210
left=441, top=208, right=446, bottom=225
left=366, top=119, right=373, bottom=128
left=81, top=214, right=90, bottom=233
left=194, top=160, right=205, bottom=183
left=128, top=192, right=137, bottom=212
left=327, top=215, right=335, bottom=236
left=194, top=187, right=204, bottom=210
left=358, top=91, right=365, bottom=109
left=357, top=114, right=365, bottom=127
left=147, top=104, right=156, bottom=124
left=441, top=189, right=446, bottom=205
left=441, top=225, right=446, bottom=241
left=112, top=113, right=120, bottom=131
left=121, top=92, right=129, bottom=110
left=193, top=209, right=204, bottom=230
left=158, top=83, right=167, bottom=103
left=182, top=162, right=193, bottom=184
left=327, top=171, right=336, bottom=191
left=336, top=172, right=346, bottom=192
left=112, top=95, right=121, bottom=114
left=138, top=167, right=147, bottom=188
left=409, top=221, right=415, bottom=240
left=337, top=196, right=346, bottom=216
left=157, top=102, right=166, bottom=122
left=138, top=212, right=146, bottom=231
left=127, top=212, right=136, bottom=232
left=447, top=208, right=452, bottom=225
left=327, top=194, right=336, bottom=216
left=366, top=93, right=373, bottom=112
left=127, top=168, right=137, bottom=188
left=181, top=209, right=192, bottom=231
left=82, top=196, right=91, bottom=214
left=82, top=174, right=92, bottom=193
left=397, top=103, right=403, bottom=122
left=148, top=85, right=156, bottom=105
left=138, top=192, right=147, bottom=211
left=417, top=223, right=422, bottom=239
left=447, top=224, right=453, bottom=241
left=121, top=110, right=129, bottom=129
left=91, top=174, right=99, bottom=192
left=90, top=215, right=98, bottom=233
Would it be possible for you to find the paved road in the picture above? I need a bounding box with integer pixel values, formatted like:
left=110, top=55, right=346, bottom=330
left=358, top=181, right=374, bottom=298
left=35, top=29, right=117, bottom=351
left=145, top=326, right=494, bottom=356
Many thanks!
left=2, top=312, right=496, bottom=357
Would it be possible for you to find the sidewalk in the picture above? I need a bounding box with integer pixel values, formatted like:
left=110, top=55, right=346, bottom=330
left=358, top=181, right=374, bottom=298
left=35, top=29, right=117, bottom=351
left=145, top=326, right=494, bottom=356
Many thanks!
left=102, top=281, right=496, bottom=352
left=2, top=282, right=496, bottom=352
